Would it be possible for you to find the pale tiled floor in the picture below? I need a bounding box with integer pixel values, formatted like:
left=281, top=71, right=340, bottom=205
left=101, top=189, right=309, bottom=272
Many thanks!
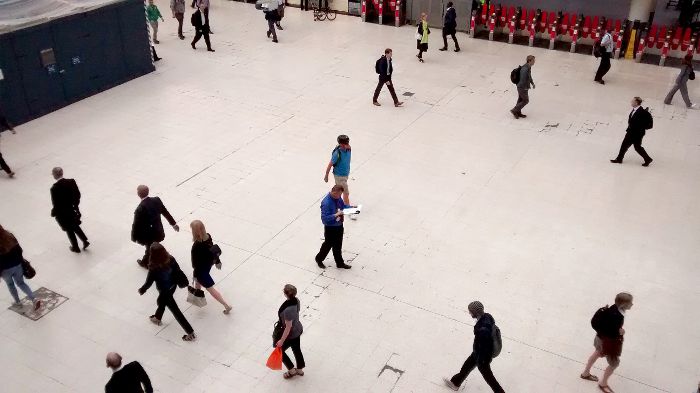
left=1, top=1, right=699, bottom=392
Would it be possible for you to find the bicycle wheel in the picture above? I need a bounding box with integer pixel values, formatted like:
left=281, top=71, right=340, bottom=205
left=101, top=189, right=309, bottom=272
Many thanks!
left=326, top=9, right=337, bottom=20
left=316, top=9, right=327, bottom=20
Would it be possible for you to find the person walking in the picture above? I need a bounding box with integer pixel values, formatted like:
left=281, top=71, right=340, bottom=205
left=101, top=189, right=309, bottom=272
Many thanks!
left=444, top=301, right=505, bottom=392
left=276, top=0, right=285, bottom=30
left=594, top=26, right=613, bottom=85
left=315, top=185, right=352, bottom=269
left=0, top=225, right=41, bottom=311
left=580, top=293, right=634, bottom=393
left=275, top=284, right=306, bottom=379
left=510, top=55, right=536, bottom=119
left=145, top=0, right=164, bottom=44
left=372, top=48, right=404, bottom=107
left=191, top=6, right=214, bottom=51
left=416, top=13, right=430, bottom=63
left=195, top=0, right=211, bottom=31
left=50, top=167, right=89, bottom=253
left=439, top=2, right=460, bottom=52
left=664, top=54, right=697, bottom=109
left=263, top=0, right=280, bottom=43
left=610, top=97, right=653, bottom=167
left=170, top=0, right=186, bottom=40
left=138, top=242, right=196, bottom=341
left=105, top=352, right=153, bottom=393
left=190, top=220, right=232, bottom=314
left=131, top=185, right=179, bottom=268
left=323, top=135, right=352, bottom=207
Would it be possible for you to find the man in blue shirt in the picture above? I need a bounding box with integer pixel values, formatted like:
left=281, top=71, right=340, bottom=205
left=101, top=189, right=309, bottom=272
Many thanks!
left=315, top=185, right=352, bottom=269
left=324, top=135, right=352, bottom=207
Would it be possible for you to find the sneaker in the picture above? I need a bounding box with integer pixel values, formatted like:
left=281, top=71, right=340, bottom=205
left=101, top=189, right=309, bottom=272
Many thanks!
left=394, top=102, right=404, bottom=107
left=149, top=315, right=162, bottom=326
left=267, top=31, right=271, bottom=38
left=439, top=47, right=447, bottom=51
left=510, top=109, right=520, bottom=119
left=69, top=246, right=81, bottom=253
left=373, top=101, right=381, bottom=106
left=443, top=378, right=459, bottom=391
left=336, top=263, right=352, bottom=269
left=689, top=103, right=698, bottom=109
left=272, top=39, right=278, bottom=43
left=207, top=49, right=215, bottom=52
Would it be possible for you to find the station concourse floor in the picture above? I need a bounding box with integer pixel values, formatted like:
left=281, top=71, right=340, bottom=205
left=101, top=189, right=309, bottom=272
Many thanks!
left=1, top=1, right=699, bottom=392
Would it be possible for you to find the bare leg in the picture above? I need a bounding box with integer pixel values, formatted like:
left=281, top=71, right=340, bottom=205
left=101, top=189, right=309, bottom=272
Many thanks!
left=600, top=363, right=618, bottom=387
left=206, top=286, right=231, bottom=310
left=582, top=350, right=601, bottom=375
left=342, top=192, right=350, bottom=206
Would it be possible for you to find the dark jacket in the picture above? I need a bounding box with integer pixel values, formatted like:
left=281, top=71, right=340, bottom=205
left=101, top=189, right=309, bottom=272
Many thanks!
left=105, top=361, right=153, bottom=393
left=472, top=313, right=496, bottom=361
left=131, top=197, right=176, bottom=245
left=377, top=56, right=394, bottom=82
left=191, top=235, right=216, bottom=276
left=597, top=306, right=624, bottom=339
left=50, top=178, right=82, bottom=229
left=140, top=257, right=182, bottom=293
left=191, top=9, right=210, bottom=31
left=516, top=63, right=534, bottom=90
left=626, top=107, right=652, bottom=135
left=444, top=7, right=457, bottom=32
left=0, top=243, right=23, bottom=272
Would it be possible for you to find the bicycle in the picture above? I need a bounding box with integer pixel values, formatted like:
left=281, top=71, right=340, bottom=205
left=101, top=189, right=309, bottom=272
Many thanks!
left=313, top=0, right=336, bottom=21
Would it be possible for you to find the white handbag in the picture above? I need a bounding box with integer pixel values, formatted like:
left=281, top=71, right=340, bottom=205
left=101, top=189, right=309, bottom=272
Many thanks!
left=186, top=285, right=207, bottom=307
left=415, top=32, right=422, bottom=40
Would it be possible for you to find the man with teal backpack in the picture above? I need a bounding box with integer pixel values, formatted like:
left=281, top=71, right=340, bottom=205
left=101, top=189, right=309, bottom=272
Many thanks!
left=444, top=301, right=505, bottom=392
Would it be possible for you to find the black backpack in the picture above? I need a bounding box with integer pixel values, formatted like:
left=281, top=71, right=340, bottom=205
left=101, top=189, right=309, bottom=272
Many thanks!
left=491, top=324, right=502, bottom=358
left=593, top=40, right=602, bottom=58
left=190, top=11, right=199, bottom=27
left=331, top=146, right=343, bottom=168
left=375, top=58, right=382, bottom=74
left=644, top=107, right=653, bottom=130
left=510, top=66, right=522, bottom=84
left=591, top=306, right=610, bottom=334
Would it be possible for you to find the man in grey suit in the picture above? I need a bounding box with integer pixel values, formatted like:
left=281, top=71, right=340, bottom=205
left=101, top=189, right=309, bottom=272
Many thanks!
left=510, top=55, right=536, bottom=119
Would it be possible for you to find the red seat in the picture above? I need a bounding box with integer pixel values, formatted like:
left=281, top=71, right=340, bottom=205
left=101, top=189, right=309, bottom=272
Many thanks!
left=592, top=16, right=599, bottom=32
left=539, top=11, right=548, bottom=32
left=528, top=9, right=536, bottom=29
left=560, top=13, right=569, bottom=35
left=507, top=6, right=515, bottom=23
left=656, top=26, right=668, bottom=49
left=613, top=20, right=621, bottom=40
left=499, top=6, right=508, bottom=27
left=647, top=24, right=658, bottom=48
left=680, top=28, right=692, bottom=51
left=671, top=27, right=682, bottom=50
left=582, top=16, right=591, bottom=38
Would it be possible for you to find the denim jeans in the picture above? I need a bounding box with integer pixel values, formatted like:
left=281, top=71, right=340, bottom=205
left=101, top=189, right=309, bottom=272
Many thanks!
left=2, top=264, right=35, bottom=304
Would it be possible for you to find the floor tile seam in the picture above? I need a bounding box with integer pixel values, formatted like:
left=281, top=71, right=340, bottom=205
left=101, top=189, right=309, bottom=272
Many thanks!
left=241, top=251, right=671, bottom=392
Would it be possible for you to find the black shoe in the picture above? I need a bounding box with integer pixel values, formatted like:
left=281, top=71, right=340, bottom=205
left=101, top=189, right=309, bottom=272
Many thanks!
left=336, top=263, right=352, bottom=269
left=272, top=39, right=278, bottom=43
left=316, top=260, right=326, bottom=269
left=82, top=241, right=90, bottom=250
left=70, top=246, right=81, bottom=253
left=154, top=57, right=162, bottom=62
left=642, top=158, right=653, bottom=167
left=207, top=48, right=215, bottom=52
left=518, top=113, right=527, bottom=118
left=595, top=79, right=605, bottom=85
left=454, top=48, right=460, bottom=52
left=179, top=35, right=185, bottom=40
left=439, top=47, right=447, bottom=51
left=610, top=159, right=622, bottom=164
left=191, top=43, right=196, bottom=49
left=267, top=31, right=271, bottom=38
left=510, top=109, right=520, bottom=119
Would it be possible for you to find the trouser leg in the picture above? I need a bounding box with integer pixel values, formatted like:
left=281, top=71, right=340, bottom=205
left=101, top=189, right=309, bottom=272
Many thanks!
left=477, top=360, right=506, bottom=393
left=330, top=226, right=344, bottom=266
left=150, top=21, right=158, bottom=41
left=679, top=83, right=692, bottom=107
left=176, top=14, right=184, bottom=36
left=2, top=268, right=21, bottom=303
left=595, top=52, right=611, bottom=81
left=615, top=133, right=634, bottom=161
left=443, top=30, right=449, bottom=48
left=315, top=226, right=335, bottom=263
left=0, top=152, right=11, bottom=174
left=512, top=88, right=529, bottom=113
left=452, top=33, right=460, bottom=49
left=192, top=30, right=202, bottom=45
left=268, top=20, right=278, bottom=40
left=664, top=84, right=679, bottom=104
left=290, top=337, right=305, bottom=368
left=66, top=229, right=79, bottom=249
left=450, top=352, right=477, bottom=387
left=141, top=241, right=153, bottom=266
left=165, top=292, right=194, bottom=334
left=386, top=81, right=399, bottom=103
left=0, top=115, right=12, bottom=131
left=203, top=31, right=212, bottom=49
left=373, top=80, right=384, bottom=102
left=633, top=137, right=651, bottom=162
left=74, top=225, right=87, bottom=242
left=151, top=46, right=159, bottom=60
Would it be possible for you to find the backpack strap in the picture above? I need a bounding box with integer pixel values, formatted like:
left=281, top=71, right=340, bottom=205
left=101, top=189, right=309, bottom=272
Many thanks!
left=331, top=146, right=341, bottom=167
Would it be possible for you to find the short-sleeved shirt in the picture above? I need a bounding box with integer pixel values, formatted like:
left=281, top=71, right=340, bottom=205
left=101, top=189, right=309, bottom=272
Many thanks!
left=281, top=304, right=303, bottom=339
left=331, top=147, right=351, bottom=177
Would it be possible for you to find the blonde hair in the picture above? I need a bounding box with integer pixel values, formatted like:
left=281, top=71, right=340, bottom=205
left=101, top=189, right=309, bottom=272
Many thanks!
left=190, top=220, right=209, bottom=243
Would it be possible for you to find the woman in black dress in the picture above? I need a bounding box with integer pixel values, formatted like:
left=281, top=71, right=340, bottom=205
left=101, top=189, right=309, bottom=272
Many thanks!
left=190, top=220, right=232, bottom=314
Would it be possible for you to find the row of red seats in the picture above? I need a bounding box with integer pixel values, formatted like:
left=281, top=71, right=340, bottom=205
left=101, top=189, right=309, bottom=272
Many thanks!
left=643, top=25, right=699, bottom=53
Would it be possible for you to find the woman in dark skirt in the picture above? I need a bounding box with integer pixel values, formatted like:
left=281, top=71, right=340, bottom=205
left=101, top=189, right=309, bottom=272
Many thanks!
left=416, top=12, right=430, bottom=63
left=190, top=220, right=232, bottom=314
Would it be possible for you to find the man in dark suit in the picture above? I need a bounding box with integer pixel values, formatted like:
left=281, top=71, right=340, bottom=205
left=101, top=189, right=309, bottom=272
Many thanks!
left=610, top=97, right=653, bottom=167
left=105, top=352, right=153, bottom=393
left=440, top=2, right=460, bottom=52
left=50, top=167, right=89, bottom=253
left=373, top=48, right=404, bottom=107
left=131, top=185, right=179, bottom=268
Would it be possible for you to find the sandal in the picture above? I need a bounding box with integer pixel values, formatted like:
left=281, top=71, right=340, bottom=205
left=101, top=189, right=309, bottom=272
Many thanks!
left=182, top=333, right=196, bottom=341
left=283, top=369, right=298, bottom=379
left=296, top=369, right=304, bottom=376
left=580, top=373, right=599, bottom=382
left=223, top=306, right=232, bottom=315
left=598, top=385, right=615, bottom=393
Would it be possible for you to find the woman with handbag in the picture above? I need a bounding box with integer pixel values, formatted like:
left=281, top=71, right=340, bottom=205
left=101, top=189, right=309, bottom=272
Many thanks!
left=0, top=225, right=41, bottom=310
left=416, top=12, right=430, bottom=63
left=190, top=220, right=232, bottom=314
left=138, top=242, right=196, bottom=341
left=664, top=54, right=697, bottom=109
left=274, top=284, right=305, bottom=379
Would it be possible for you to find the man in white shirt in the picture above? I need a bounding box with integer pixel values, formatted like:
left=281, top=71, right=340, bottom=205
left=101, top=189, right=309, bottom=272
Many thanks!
left=594, top=26, right=614, bottom=84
